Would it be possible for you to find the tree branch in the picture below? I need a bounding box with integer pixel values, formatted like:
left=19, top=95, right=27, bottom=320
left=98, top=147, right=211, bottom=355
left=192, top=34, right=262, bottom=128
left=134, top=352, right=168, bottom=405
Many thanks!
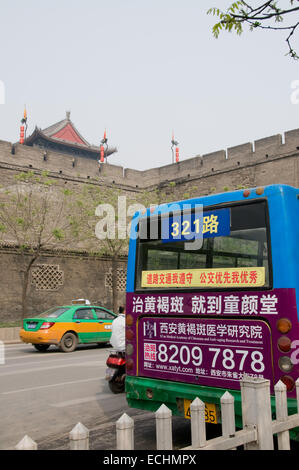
left=231, top=6, right=299, bottom=21
left=208, top=1, right=299, bottom=59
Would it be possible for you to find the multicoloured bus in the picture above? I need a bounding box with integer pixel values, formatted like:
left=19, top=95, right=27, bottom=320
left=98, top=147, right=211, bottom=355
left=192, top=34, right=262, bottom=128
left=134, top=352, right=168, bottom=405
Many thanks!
left=125, top=184, right=299, bottom=435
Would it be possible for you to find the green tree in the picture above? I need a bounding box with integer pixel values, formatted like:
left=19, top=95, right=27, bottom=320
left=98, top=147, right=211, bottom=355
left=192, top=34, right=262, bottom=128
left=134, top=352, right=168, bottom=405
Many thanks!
left=0, top=172, right=92, bottom=318
left=0, top=171, right=161, bottom=317
left=207, top=1, right=299, bottom=59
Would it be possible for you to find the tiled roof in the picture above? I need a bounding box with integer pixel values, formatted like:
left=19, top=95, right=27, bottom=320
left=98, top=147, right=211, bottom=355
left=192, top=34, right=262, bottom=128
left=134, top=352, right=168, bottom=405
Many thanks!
left=42, top=112, right=90, bottom=146
left=23, top=112, right=117, bottom=157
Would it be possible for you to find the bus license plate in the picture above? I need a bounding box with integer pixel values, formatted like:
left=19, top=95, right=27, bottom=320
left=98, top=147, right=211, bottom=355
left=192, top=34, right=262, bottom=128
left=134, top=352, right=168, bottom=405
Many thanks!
left=183, top=399, right=218, bottom=424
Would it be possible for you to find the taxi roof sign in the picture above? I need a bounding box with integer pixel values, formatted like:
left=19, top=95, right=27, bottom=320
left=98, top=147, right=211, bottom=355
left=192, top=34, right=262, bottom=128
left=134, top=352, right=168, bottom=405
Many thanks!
left=71, top=299, right=91, bottom=305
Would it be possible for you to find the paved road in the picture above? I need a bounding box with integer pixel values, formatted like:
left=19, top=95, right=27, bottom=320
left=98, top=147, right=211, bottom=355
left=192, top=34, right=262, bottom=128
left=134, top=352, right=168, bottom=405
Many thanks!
left=0, top=343, right=193, bottom=450
left=4, top=343, right=296, bottom=451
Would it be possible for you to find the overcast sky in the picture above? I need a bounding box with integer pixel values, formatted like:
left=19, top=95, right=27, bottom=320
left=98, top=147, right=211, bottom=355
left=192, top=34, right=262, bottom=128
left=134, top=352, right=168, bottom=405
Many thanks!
left=0, top=0, right=298, bottom=170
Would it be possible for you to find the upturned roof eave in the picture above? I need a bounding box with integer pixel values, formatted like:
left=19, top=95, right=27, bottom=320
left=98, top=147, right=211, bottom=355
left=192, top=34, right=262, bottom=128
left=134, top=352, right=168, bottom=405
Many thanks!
left=23, top=127, right=117, bottom=156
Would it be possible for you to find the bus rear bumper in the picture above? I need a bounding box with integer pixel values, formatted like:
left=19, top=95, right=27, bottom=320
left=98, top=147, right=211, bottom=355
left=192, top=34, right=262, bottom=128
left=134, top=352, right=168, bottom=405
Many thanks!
left=125, top=376, right=299, bottom=440
left=126, top=375, right=243, bottom=417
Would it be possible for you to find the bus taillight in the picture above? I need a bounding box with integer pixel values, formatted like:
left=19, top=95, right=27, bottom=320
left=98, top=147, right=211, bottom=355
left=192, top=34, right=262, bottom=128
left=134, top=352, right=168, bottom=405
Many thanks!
left=126, top=359, right=134, bottom=371
left=126, top=329, right=134, bottom=341
left=126, top=344, right=134, bottom=355
left=277, top=336, right=292, bottom=353
left=126, top=314, right=134, bottom=327
left=277, top=318, right=292, bottom=334
left=278, top=356, right=293, bottom=373
left=280, top=375, right=295, bottom=392
left=256, top=187, right=264, bottom=195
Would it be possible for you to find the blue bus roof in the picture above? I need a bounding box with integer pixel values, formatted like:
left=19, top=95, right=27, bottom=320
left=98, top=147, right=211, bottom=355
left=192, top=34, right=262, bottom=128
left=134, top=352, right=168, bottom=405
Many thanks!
left=134, top=184, right=298, bottom=220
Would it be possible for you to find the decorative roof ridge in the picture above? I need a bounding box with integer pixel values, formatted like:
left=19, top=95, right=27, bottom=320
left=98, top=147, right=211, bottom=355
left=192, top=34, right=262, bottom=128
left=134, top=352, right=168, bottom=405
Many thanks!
left=42, top=113, right=90, bottom=147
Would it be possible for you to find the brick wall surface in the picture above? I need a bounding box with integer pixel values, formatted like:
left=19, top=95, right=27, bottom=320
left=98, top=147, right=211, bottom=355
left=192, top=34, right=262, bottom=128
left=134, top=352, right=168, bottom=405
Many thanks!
left=0, top=249, right=126, bottom=321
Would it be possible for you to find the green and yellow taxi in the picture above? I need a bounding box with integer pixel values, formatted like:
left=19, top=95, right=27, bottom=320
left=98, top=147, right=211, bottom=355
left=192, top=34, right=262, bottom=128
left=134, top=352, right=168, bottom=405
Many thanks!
left=19, top=299, right=117, bottom=352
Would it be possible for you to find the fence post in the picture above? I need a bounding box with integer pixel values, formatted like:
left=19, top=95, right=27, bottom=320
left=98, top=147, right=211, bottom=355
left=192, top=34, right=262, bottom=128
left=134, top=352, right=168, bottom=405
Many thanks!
left=69, top=422, right=89, bottom=450
left=190, top=397, right=206, bottom=448
left=155, top=404, right=172, bottom=450
left=116, top=413, right=134, bottom=450
left=240, top=376, right=274, bottom=450
left=275, top=380, right=290, bottom=450
left=221, top=391, right=236, bottom=449
left=15, top=435, right=37, bottom=450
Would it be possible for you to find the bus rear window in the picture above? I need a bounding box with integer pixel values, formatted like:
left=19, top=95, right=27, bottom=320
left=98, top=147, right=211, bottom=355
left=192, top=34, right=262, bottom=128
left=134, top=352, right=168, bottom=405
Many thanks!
left=136, top=200, right=271, bottom=290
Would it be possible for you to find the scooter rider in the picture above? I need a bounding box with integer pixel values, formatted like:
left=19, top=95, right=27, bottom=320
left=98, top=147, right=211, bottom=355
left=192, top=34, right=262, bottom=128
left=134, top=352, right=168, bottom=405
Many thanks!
left=106, top=306, right=126, bottom=393
left=110, top=306, right=125, bottom=351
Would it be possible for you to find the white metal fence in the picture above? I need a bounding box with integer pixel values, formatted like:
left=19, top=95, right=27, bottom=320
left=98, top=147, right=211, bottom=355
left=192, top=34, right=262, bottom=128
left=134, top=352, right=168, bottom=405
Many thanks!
left=15, top=377, right=299, bottom=451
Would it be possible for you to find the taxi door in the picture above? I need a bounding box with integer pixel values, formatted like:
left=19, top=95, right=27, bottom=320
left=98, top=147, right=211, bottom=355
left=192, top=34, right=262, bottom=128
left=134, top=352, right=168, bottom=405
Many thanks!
left=72, top=308, right=102, bottom=343
left=93, top=308, right=115, bottom=342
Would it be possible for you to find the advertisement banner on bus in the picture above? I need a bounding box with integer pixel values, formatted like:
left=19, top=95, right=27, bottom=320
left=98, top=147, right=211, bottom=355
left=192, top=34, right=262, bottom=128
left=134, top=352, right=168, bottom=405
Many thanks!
left=128, top=289, right=295, bottom=316
left=141, top=267, right=265, bottom=289
left=138, top=317, right=273, bottom=389
left=126, top=289, right=298, bottom=395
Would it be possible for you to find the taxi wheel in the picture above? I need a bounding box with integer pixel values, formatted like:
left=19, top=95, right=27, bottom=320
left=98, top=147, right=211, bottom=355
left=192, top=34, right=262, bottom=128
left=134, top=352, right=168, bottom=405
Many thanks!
left=33, top=344, right=50, bottom=352
left=59, top=332, right=78, bottom=353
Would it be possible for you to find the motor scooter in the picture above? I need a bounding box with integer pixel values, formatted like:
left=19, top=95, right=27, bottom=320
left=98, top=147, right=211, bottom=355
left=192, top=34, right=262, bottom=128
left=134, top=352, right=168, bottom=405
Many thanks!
left=105, top=350, right=126, bottom=393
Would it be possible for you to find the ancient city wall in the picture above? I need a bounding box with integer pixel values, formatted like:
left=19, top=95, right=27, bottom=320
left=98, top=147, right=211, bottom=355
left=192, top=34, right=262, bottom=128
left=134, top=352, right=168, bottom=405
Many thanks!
left=0, top=247, right=127, bottom=321
left=141, top=129, right=299, bottom=189
left=0, top=127, right=298, bottom=191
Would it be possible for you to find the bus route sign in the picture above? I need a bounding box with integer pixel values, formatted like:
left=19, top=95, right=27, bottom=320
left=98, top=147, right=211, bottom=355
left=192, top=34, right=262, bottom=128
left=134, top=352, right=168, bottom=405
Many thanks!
left=161, top=208, right=230, bottom=243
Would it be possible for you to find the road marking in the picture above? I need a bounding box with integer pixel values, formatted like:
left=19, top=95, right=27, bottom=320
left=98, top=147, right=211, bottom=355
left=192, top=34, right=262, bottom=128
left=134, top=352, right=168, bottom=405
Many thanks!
left=51, top=392, right=112, bottom=407
left=5, top=344, right=111, bottom=352
left=0, top=361, right=105, bottom=377
left=3, top=354, right=74, bottom=362
left=2, top=345, right=28, bottom=350
left=2, top=377, right=100, bottom=395
left=5, top=349, right=111, bottom=360
left=4, top=353, right=62, bottom=361
left=1, top=354, right=107, bottom=368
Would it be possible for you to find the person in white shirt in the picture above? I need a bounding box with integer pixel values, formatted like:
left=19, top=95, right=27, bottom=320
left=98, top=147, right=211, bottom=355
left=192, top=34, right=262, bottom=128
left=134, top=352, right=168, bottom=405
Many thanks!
left=110, top=306, right=125, bottom=351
